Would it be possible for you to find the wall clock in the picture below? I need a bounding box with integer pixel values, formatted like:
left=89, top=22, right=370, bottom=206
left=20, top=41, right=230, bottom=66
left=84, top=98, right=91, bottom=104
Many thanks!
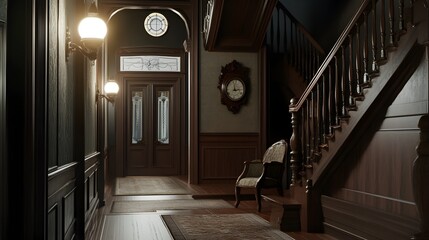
left=144, top=12, right=168, bottom=37
left=218, top=60, right=250, bottom=114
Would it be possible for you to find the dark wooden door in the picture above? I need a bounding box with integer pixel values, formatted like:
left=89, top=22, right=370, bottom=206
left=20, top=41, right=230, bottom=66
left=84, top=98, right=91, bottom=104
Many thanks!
left=125, top=76, right=181, bottom=176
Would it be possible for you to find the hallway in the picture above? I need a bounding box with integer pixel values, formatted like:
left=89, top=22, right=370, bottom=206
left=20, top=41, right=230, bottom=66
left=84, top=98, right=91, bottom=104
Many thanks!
left=93, top=176, right=335, bottom=240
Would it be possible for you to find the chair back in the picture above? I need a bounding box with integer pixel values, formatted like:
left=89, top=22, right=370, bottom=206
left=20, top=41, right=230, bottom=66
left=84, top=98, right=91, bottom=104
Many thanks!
left=262, top=139, right=287, bottom=164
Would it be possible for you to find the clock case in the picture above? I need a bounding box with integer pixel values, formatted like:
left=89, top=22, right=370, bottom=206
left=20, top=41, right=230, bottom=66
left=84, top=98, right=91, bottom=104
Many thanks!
left=218, top=60, right=250, bottom=114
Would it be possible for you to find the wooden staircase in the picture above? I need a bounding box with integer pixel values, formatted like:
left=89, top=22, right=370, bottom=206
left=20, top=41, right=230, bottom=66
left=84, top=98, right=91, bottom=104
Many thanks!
left=266, top=0, right=428, bottom=238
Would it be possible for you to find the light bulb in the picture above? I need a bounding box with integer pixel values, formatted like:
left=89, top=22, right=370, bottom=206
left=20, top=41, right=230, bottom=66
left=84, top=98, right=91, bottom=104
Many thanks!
left=104, top=81, right=119, bottom=95
left=78, top=17, right=107, bottom=40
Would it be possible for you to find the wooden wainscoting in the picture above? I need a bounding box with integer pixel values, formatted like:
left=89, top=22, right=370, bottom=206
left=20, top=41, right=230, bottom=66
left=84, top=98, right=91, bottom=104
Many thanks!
left=322, top=70, right=426, bottom=238
left=48, top=162, right=78, bottom=240
left=199, top=133, right=260, bottom=183
left=84, top=152, right=100, bottom=239
left=47, top=153, right=102, bottom=240
left=322, top=196, right=419, bottom=239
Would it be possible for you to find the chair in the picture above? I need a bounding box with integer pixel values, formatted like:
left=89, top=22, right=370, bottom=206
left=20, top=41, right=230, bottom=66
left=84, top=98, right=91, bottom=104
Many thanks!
left=234, top=139, right=287, bottom=212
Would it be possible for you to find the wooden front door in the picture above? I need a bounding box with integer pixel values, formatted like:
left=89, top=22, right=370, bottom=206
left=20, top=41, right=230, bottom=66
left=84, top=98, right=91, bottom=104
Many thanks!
left=124, top=76, right=181, bottom=176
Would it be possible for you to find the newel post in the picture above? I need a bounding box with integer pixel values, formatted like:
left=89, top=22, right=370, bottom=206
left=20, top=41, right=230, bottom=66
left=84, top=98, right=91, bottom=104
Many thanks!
left=290, top=98, right=301, bottom=186
left=412, top=114, right=429, bottom=239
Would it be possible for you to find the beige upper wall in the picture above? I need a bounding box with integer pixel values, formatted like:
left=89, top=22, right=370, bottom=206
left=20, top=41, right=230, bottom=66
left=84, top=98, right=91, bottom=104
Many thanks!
left=199, top=42, right=260, bottom=133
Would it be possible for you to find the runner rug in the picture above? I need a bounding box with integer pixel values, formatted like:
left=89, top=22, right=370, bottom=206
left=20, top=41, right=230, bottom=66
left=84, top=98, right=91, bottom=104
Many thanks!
left=111, top=199, right=233, bottom=213
left=162, top=213, right=295, bottom=240
left=114, top=176, right=191, bottom=195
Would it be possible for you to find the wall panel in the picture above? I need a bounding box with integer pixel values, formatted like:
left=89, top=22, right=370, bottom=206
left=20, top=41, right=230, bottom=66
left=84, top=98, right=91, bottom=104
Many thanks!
left=48, top=163, right=77, bottom=240
left=84, top=152, right=100, bottom=238
left=63, top=188, right=76, bottom=240
left=199, top=133, right=260, bottom=182
left=47, top=204, right=58, bottom=240
left=324, top=44, right=428, bottom=238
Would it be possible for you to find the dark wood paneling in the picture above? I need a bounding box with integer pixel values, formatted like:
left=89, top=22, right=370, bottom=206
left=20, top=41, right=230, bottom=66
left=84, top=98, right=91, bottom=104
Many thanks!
left=48, top=162, right=78, bottom=240
left=84, top=152, right=100, bottom=238
left=322, top=195, right=419, bottom=239
left=327, top=98, right=422, bottom=220
left=323, top=116, right=421, bottom=237
left=48, top=0, right=59, bottom=169
left=63, top=188, right=76, bottom=240
left=322, top=38, right=427, bottom=236
left=48, top=204, right=58, bottom=240
left=199, top=133, right=260, bottom=182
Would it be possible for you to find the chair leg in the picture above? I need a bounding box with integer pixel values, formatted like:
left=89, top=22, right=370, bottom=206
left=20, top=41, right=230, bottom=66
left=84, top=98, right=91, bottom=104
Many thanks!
left=256, top=186, right=262, bottom=212
left=235, top=186, right=241, bottom=208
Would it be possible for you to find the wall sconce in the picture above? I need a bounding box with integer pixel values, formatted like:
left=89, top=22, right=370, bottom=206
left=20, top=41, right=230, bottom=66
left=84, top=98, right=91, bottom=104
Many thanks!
left=97, top=81, right=119, bottom=103
left=66, top=3, right=107, bottom=61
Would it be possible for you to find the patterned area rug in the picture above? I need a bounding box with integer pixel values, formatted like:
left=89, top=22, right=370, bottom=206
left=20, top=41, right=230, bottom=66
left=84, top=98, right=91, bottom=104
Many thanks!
left=114, top=176, right=191, bottom=195
left=111, top=199, right=233, bottom=213
left=162, top=213, right=294, bottom=240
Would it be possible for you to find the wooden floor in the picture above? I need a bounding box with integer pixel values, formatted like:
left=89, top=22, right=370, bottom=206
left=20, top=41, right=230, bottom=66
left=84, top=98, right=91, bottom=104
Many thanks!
left=93, top=176, right=336, bottom=240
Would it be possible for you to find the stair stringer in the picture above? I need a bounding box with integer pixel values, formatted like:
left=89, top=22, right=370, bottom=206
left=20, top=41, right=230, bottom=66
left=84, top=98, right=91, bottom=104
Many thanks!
left=310, top=24, right=426, bottom=190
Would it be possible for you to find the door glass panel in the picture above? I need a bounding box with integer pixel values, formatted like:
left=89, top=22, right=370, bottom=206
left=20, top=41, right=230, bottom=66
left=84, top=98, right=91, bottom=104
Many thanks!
left=132, top=91, right=143, bottom=144
left=157, top=91, right=169, bottom=144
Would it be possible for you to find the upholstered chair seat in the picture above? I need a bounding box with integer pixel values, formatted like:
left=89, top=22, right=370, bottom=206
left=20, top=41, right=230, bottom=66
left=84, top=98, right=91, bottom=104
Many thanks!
left=234, top=139, right=287, bottom=212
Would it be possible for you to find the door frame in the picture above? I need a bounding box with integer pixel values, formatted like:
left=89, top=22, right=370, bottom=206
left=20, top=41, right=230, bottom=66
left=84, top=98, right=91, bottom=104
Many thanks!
left=102, top=4, right=199, bottom=183
left=114, top=47, right=187, bottom=177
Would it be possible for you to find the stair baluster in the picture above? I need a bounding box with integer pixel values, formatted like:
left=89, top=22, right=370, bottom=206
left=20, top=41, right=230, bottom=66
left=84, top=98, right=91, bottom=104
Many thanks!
left=371, top=0, right=380, bottom=73
left=388, top=0, right=397, bottom=47
left=362, top=10, right=372, bottom=87
left=398, top=0, right=405, bottom=33
left=348, top=34, right=358, bottom=110
left=380, top=0, right=387, bottom=61
left=333, top=56, right=342, bottom=128
left=321, top=73, right=330, bottom=147
left=354, top=23, right=365, bottom=100
left=340, top=46, right=350, bottom=119
left=290, top=98, right=300, bottom=186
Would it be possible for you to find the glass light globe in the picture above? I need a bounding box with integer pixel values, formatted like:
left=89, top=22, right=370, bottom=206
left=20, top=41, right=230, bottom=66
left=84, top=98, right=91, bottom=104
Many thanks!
left=104, top=81, right=119, bottom=95
left=78, top=16, right=107, bottom=41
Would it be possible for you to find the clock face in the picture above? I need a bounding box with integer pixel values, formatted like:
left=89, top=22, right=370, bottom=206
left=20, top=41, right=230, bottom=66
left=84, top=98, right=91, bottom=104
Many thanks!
left=226, top=79, right=245, bottom=101
left=144, top=12, right=168, bottom=37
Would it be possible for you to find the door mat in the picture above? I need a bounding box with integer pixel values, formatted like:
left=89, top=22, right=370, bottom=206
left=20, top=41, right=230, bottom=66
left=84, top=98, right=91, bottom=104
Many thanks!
left=114, top=176, right=191, bottom=195
left=162, top=213, right=294, bottom=240
left=111, top=199, right=233, bottom=213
